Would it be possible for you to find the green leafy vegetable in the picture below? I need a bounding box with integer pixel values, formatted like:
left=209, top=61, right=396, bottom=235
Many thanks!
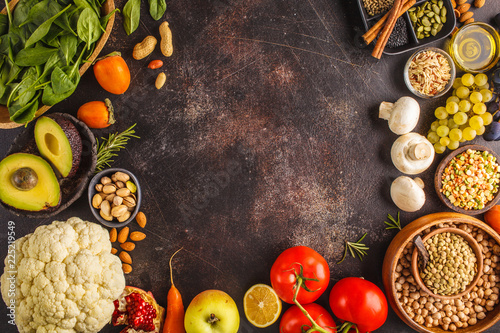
left=14, top=45, right=58, bottom=66
left=96, top=124, right=140, bottom=172
left=77, top=8, right=102, bottom=49
left=25, top=4, right=71, bottom=48
left=122, top=0, right=140, bottom=35
left=148, top=0, right=166, bottom=21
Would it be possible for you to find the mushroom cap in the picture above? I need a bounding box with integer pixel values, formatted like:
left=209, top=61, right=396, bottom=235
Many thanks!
left=391, top=133, right=435, bottom=175
left=390, top=176, right=426, bottom=212
left=379, top=96, right=420, bottom=135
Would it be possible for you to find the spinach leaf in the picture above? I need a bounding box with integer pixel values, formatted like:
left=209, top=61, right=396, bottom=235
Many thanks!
left=25, top=4, right=71, bottom=48
left=21, top=0, right=50, bottom=27
left=9, top=91, right=39, bottom=123
left=54, top=11, right=77, bottom=36
left=148, top=0, right=165, bottom=21
left=74, top=0, right=98, bottom=16
left=41, top=25, right=63, bottom=47
left=15, top=45, right=58, bottom=66
left=100, top=8, right=119, bottom=29
left=77, top=8, right=102, bottom=49
left=122, top=0, right=140, bottom=35
left=0, top=14, right=7, bottom=35
left=7, top=66, right=37, bottom=107
left=42, top=76, right=78, bottom=105
left=51, top=66, right=77, bottom=94
left=59, top=34, right=77, bottom=66
left=12, top=0, right=36, bottom=27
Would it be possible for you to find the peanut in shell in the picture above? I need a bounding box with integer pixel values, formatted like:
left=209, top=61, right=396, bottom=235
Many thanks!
left=133, top=36, right=157, bottom=60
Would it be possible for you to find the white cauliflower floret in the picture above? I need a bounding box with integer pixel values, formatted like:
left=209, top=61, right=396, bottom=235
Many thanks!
left=1, top=217, right=125, bottom=333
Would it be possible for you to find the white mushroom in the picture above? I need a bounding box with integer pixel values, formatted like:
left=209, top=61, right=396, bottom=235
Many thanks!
left=379, top=96, right=420, bottom=135
left=391, top=133, right=435, bottom=175
left=390, top=176, right=426, bottom=212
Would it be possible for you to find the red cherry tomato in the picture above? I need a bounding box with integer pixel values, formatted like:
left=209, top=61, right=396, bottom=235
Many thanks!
left=280, top=303, right=336, bottom=333
left=485, top=205, right=500, bottom=234
left=329, top=277, right=388, bottom=333
left=93, top=52, right=130, bottom=94
left=270, top=246, right=330, bottom=304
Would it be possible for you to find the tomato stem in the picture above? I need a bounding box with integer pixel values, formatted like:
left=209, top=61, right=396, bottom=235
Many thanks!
left=338, top=322, right=360, bottom=333
left=292, top=276, right=331, bottom=333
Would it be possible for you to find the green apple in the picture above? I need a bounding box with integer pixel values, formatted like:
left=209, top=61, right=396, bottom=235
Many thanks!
left=184, top=289, right=240, bottom=333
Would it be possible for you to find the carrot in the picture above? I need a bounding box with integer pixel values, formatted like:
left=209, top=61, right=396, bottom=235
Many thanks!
left=163, top=248, right=185, bottom=333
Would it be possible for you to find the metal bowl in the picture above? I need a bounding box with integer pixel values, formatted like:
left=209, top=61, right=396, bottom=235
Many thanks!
left=404, top=47, right=456, bottom=99
left=88, top=168, right=142, bottom=228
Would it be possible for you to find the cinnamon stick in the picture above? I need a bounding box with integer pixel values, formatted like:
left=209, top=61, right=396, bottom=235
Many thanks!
left=372, top=0, right=403, bottom=59
left=363, top=0, right=416, bottom=45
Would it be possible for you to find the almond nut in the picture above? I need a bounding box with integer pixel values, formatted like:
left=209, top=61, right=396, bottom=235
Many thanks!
left=122, top=263, right=132, bottom=274
left=120, top=242, right=136, bottom=251
left=464, top=17, right=475, bottom=24
left=474, top=0, right=485, bottom=7
left=110, top=228, right=117, bottom=242
left=130, top=231, right=146, bottom=241
left=136, top=212, right=147, bottom=228
left=457, top=0, right=468, bottom=4
left=450, top=0, right=456, bottom=8
left=457, top=3, right=470, bottom=13
left=459, top=11, right=473, bottom=22
left=118, top=227, right=129, bottom=243
left=119, top=251, right=132, bottom=264
left=111, top=248, right=118, bottom=254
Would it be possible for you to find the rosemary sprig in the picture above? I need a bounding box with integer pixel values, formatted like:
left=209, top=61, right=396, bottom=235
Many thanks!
left=95, top=124, right=139, bottom=172
left=337, top=233, right=369, bottom=264
left=384, top=212, right=402, bottom=230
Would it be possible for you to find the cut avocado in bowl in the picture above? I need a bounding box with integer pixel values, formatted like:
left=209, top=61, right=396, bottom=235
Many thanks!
left=0, top=153, right=61, bottom=211
left=0, top=113, right=96, bottom=218
left=34, top=115, right=82, bottom=178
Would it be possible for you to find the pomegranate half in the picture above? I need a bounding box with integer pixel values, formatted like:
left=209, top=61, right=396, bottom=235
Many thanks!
left=112, top=286, right=165, bottom=333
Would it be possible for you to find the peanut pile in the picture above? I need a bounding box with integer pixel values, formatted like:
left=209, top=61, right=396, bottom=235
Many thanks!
left=396, top=223, right=500, bottom=331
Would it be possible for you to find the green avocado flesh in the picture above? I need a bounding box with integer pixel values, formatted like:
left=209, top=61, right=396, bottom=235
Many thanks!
left=0, top=153, right=60, bottom=211
left=34, top=116, right=82, bottom=178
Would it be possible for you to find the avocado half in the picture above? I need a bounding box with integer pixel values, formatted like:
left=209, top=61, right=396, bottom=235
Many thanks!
left=0, top=153, right=61, bottom=211
left=34, top=115, right=82, bottom=178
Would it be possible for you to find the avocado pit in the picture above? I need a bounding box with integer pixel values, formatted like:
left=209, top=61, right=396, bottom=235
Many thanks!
left=11, top=167, right=38, bottom=191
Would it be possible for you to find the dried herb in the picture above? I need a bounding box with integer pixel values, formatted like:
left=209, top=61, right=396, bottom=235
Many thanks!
left=337, top=233, right=369, bottom=264
left=384, top=212, right=402, bottom=230
left=95, top=124, right=139, bottom=172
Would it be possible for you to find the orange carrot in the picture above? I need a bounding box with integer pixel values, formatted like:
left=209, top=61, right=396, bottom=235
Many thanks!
left=163, top=248, right=185, bottom=333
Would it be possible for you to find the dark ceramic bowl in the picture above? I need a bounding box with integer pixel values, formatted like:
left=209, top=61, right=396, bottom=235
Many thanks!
left=434, top=145, right=500, bottom=215
left=0, top=113, right=97, bottom=218
left=88, top=168, right=142, bottom=228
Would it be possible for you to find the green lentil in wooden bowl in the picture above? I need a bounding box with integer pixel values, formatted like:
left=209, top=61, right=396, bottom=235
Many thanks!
left=434, top=145, right=500, bottom=215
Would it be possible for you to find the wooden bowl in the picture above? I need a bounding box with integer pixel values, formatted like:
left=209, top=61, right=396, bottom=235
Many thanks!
left=434, top=145, right=500, bottom=215
left=0, top=0, right=116, bottom=129
left=382, top=212, right=500, bottom=333
left=410, top=227, right=484, bottom=300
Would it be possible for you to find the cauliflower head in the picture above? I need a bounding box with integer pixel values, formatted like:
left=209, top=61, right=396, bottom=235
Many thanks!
left=1, top=217, right=125, bottom=333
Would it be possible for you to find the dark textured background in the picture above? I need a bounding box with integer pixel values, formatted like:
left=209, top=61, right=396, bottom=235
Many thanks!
left=1, top=0, right=500, bottom=332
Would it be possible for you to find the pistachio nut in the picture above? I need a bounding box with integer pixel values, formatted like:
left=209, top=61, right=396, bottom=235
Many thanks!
left=101, top=176, right=112, bottom=185
left=111, top=205, right=129, bottom=218
left=123, top=196, right=137, bottom=208
left=115, top=181, right=125, bottom=189
left=103, top=184, right=117, bottom=194
left=115, top=172, right=130, bottom=183
left=126, top=181, right=137, bottom=193
left=100, top=200, right=111, bottom=217
left=92, top=194, right=103, bottom=209
left=117, top=210, right=131, bottom=222
left=116, top=188, right=131, bottom=197
left=111, top=173, right=118, bottom=182
left=100, top=209, right=113, bottom=221
left=113, top=196, right=124, bottom=206
left=95, top=183, right=104, bottom=192
left=106, top=193, right=116, bottom=202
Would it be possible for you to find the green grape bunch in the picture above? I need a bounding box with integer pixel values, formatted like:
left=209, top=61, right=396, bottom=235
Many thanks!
left=427, top=73, right=494, bottom=154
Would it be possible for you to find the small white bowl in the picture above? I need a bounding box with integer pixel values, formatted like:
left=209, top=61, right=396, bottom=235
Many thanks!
left=404, top=47, right=456, bottom=99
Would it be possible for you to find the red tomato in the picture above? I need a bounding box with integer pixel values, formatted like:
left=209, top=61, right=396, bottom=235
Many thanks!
left=280, top=303, right=336, bottom=333
left=270, top=246, right=330, bottom=304
left=329, top=277, right=388, bottom=333
left=484, top=205, right=500, bottom=233
left=93, top=53, right=130, bottom=94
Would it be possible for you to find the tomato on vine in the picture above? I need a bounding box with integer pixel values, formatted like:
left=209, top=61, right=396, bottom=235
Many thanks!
left=329, top=277, right=388, bottom=333
left=270, top=246, right=330, bottom=304
left=280, top=303, right=336, bottom=333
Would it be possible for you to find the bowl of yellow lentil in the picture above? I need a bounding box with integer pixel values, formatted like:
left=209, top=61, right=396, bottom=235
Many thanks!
left=434, top=145, right=500, bottom=216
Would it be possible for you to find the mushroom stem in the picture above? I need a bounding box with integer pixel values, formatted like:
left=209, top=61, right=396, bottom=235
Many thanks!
left=407, top=142, right=432, bottom=161
left=379, top=101, right=394, bottom=120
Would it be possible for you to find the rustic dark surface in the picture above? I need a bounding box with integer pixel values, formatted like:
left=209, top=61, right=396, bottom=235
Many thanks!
left=1, top=0, right=500, bottom=332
